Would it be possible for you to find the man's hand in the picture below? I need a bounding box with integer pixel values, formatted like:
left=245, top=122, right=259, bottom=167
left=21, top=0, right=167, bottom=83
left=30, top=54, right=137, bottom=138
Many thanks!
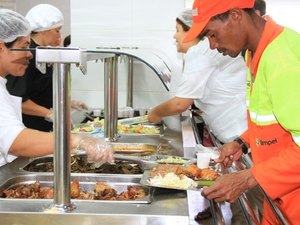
left=215, top=141, right=243, bottom=167
left=201, top=170, right=258, bottom=203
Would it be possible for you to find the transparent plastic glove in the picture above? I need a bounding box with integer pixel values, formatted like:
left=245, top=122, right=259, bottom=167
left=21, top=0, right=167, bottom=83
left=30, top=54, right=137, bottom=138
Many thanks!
left=45, top=109, right=53, bottom=122
left=77, top=136, right=114, bottom=163
left=71, top=100, right=88, bottom=111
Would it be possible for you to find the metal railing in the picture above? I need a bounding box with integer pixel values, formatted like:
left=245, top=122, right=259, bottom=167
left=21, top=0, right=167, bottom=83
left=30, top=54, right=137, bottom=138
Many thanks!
left=189, top=112, right=289, bottom=225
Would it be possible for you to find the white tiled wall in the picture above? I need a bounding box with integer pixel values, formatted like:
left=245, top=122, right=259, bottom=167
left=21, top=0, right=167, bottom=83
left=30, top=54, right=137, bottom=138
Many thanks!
left=13, top=0, right=299, bottom=109
left=70, top=0, right=186, bottom=109
left=267, top=0, right=300, bottom=32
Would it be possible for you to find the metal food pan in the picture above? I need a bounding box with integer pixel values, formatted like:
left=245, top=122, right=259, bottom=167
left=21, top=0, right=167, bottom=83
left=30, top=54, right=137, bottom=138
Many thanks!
left=111, top=143, right=158, bottom=154
left=20, top=155, right=144, bottom=175
left=119, top=124, right=165, bottom=136
left=0, top=174, right=152, bottom=204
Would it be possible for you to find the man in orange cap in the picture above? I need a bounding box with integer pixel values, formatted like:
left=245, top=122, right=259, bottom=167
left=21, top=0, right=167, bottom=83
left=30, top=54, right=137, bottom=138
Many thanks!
left=184, top=0, right=300, bottom=224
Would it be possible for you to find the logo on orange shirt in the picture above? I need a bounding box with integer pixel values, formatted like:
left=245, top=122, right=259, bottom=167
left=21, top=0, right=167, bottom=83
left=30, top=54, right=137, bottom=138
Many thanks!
left=256, top=138, right=278, bottom=146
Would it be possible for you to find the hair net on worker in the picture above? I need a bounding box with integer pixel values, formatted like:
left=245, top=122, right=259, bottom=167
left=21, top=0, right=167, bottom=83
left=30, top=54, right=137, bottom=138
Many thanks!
left=25, top=4, right=64, bottom=32
left=177, top=9, right=193, bottom=28
left=0, top=9, right=31, bottom=43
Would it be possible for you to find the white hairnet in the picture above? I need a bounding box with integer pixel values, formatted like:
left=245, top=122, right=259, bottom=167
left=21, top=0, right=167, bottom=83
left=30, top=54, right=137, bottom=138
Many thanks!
left=177, top=9, right=193, bottom=28
left=0, top=9, right=31, bottom=43
left=25, top=4, right=64, bottom=32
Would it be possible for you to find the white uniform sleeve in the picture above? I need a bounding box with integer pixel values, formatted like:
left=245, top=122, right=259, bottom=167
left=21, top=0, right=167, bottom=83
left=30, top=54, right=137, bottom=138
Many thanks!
left=0, top=80, right=25, bottom=158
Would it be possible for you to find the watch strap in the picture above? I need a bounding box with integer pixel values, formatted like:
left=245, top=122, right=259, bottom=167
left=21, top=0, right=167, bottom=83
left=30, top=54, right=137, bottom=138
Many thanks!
left=234, top=137, right=248, bottom=154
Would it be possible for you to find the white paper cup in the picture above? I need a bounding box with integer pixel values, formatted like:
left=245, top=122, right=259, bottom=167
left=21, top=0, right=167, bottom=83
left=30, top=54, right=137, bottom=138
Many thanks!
left=196, top=152, right=212, bottom=169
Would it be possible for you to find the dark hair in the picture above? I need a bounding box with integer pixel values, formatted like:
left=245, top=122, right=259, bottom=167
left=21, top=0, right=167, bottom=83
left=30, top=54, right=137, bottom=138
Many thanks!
left=176, top=18, right=190, bottom=32
left=4, top=38, right=19, bottom=49
left=254, top=0, right=266, bottom=16
left=63, top=34, right=71, bottom=47
left=211, top=11, right=230, bottom=21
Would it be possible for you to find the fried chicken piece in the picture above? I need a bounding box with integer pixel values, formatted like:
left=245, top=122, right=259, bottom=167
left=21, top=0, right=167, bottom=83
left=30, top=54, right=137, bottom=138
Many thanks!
left=78, top=191, right=95, bottom=200
left=94, top=182, right=117, bottom=199
left=150, top=164, right=185, bottom=177
left=71, top=180, right=81, bottom=198
left=39, top=187, right=53, bottom=199
left=201, top=169, right=218, bottom=180
left=94, top=182, right=110, bottom=194
left=127, top=186, right=146, bottom=199
left=116, top=191, right=130, bottom=200
left=186, top=164, right=202, bottom=179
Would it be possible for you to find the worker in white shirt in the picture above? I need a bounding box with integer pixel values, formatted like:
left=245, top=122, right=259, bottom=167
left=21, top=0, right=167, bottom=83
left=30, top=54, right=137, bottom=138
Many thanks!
left=0, top=9, right=114, bottom=167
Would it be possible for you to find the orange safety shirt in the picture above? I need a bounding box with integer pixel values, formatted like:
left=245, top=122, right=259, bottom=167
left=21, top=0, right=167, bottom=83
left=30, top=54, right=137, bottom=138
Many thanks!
left=241, top=17, right=300, bottom=225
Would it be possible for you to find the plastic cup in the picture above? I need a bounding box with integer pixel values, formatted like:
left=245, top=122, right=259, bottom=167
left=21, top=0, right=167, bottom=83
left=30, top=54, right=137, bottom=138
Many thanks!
left=93, top=109, right=101, bottom=117
left=139, top=108, right=147, bottom=116
left=128, top=109, right=134, bottom=117
left=196, top=152, right=212, bottom=169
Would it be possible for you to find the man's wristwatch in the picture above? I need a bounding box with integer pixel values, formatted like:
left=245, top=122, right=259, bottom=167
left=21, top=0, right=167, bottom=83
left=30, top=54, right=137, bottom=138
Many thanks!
left=234, top=137, right=249, bottom=154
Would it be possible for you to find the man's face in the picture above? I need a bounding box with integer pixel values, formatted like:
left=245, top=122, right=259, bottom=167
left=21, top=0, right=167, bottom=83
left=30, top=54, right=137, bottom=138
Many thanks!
left=202, top=10, right=246, bottom=57
left=0, top=35, right=32, bottom=77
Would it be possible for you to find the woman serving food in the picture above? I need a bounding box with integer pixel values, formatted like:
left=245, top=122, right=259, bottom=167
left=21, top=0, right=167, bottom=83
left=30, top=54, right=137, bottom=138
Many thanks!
left=0, top=9, right=114, bottom=167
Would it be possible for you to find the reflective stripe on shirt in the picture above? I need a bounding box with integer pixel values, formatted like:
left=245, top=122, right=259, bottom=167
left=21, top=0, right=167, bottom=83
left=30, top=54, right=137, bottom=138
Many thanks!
left=249, top=111, right=277, bottom=124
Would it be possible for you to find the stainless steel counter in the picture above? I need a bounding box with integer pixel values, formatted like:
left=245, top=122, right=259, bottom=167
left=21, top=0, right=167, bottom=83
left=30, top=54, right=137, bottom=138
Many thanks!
left=0, top=115, right=194, bottom=225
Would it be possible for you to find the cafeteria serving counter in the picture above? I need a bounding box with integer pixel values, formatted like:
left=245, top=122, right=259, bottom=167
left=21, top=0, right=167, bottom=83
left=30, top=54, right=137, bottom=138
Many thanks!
left=1, top=47, right=278, bottom=225
left=0, top=115, right=193, bottom=225
left=0, top=114, right=271, bottom=225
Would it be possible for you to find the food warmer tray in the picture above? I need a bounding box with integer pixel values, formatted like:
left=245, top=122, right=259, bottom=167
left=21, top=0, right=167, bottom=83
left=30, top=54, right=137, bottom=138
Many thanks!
left=20, top=155, right=144, bottom=175
left=0, top=174, right=152, bottom=204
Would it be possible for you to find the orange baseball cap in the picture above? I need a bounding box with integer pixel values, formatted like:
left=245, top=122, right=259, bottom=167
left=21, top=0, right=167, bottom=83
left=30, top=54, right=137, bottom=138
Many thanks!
left=184, top=0, right=255, bottom=42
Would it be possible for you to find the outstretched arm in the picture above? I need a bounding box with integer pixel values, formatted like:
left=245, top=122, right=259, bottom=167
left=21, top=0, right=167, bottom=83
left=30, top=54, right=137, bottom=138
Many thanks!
left=22, top=99, right=52, bottom=119
left=148, top=97, right=193, bottom=123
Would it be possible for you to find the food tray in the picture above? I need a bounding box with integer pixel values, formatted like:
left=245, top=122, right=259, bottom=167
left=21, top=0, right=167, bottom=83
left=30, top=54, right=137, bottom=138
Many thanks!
left=140, top=170, right=214, bottom=191
left=155, top=155, right=194, bottom=165
left=119, top=124, right=164, bottom=136
left=21, top=155, right=144, bottom=174
left=111, top=143, right=158, bottom=154
left=0, top=174, right=152, bottom=204
left=118, top=115, right=149, bottom=125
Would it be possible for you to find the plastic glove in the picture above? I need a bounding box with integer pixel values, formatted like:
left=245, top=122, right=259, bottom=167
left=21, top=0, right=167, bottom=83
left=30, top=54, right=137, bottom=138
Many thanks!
left=77, top=136, right=114, bottom=163
left=71, top=100, right=88, bottom=111
left=45, top=109, right=53, bottom=122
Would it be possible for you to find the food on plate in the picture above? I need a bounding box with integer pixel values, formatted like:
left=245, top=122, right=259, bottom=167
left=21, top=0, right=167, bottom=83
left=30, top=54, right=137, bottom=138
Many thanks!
left=200, top=168, right=219, bottom=180
left=157, top=156, right=188, bottom=164
left=186, top=164, right=202, bottom=179
left=2, top=180, right=146, bottom=201
left=147, top=172, right=198, bottom=190
left=150, top=164, right=192, bottom=178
